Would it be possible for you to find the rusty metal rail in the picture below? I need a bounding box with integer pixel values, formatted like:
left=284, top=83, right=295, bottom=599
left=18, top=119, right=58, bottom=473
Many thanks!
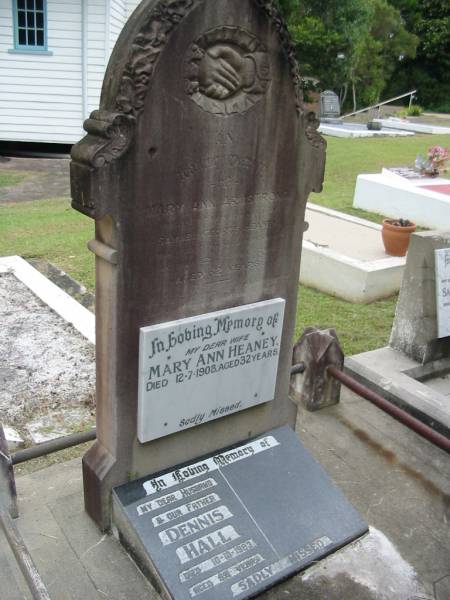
left=0, top=509, right=51, bottom=599
left=1, top=424, right=51, bottom=599
left=327, top=365, right=450, bottom=454
left=11, top=428, right=96, bottom=466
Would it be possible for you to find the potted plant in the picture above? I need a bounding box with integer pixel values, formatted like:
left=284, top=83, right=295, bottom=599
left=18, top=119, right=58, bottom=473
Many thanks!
left=367, top=121, right=382, bottom=131
left=382, top=218, right=416, bottom=256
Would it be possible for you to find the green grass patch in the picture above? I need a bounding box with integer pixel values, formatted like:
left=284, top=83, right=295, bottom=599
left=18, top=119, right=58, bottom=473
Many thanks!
left=0, top=198, right=95, bottom=289
left=295, top=286, right=397, bottom=356
left=0, top=171, right=26, bottom=188
left=311, top=133, right=450, bottom=223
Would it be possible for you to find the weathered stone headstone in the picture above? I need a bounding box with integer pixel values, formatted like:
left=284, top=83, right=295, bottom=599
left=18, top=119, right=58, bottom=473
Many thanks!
left=319, top=90, right=341, bottom=123
left=435, top=248, right=450, bottom=339
left=346, top=231, right=450, bottom=437
left=390, top=231, right=450, bottom=363
left=71, top=0, right=326, bottom=532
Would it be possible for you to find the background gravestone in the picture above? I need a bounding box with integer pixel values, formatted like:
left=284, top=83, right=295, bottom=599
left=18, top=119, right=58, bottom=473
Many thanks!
left=319, top=90, right=341, bottom=123
left=71, top=0, right=326, bottom=530
left=390, top=231, right=450, bottom=364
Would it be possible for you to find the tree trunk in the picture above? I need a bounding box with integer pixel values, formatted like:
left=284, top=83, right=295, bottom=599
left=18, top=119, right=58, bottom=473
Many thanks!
left=340, top=83, right=348, bottom=108
left=352, top=81, right=357, bottom=113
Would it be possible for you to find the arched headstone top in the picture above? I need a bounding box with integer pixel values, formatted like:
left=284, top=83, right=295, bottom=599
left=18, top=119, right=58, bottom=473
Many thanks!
left=108, top=0, right=303, bottom=118
left=71, top=0, right=324, bottom=205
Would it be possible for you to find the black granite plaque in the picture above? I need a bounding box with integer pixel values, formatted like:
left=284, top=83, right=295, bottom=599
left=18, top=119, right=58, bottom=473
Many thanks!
left=113, top=427, right=367, bottom=599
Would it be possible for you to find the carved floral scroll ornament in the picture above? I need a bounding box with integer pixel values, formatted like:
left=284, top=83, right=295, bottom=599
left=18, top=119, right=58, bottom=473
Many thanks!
left=71, top=111, right=135, bottom=168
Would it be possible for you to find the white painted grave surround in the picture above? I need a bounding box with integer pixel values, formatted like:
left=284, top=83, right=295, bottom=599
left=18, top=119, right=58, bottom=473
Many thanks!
left=374, top=118, right=450, bottom=135
left=435, top=248, right=450, bottom=338
left=138, top=299, right=285, bottom=443
left=354, top=169, right=450, bottom=229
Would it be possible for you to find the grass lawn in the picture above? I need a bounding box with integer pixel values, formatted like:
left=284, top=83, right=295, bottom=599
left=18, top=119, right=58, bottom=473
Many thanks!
left=295, top=286, right=397, bottom=355
left=0, top=171, right=26, bottom=188
left=0, top=198, right=95, bottom=290
left=1, top=132, right=448, bottom=356
left=311, top=133, right=450, bottom=223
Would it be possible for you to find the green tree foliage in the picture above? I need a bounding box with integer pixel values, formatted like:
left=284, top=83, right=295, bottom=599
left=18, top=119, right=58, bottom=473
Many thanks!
left=276, top=0, right=418, bottom=110
left=278, top=0, right=372, bottom=102
left=387, top=0, right=450, bottom=109
left=352, top=0, right=418, bottom=108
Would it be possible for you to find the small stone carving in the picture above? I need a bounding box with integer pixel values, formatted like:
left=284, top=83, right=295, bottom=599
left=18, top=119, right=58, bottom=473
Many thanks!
left=186, top=26, right=270, bottom=115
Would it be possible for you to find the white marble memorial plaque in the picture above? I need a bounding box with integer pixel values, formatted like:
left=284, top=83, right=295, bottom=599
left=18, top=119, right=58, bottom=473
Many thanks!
left=138, top=299, right=285, bottom=443
left=435, top=249, right=450, bottom=338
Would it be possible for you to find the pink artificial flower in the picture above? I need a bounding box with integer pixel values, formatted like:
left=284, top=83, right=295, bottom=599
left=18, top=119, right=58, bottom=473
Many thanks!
left=427, top=146, right=449, bottom=162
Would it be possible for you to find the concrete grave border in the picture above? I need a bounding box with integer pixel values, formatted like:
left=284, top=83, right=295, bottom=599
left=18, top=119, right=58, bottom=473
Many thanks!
left=354, top=170, right=450, bottom=229
left=374, top=118, right=450, bottom=135
left=318, top=123, right=414, bottom=138
left=345, top=348, right=450, bottom=437
left=301, top=204, right=405, bottom=303
left=0, top=256, right=95, bottom=344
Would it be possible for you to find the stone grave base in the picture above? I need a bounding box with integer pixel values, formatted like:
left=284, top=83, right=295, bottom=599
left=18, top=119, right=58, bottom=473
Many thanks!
left=301, top=205, right=405, bottom=303
left=346, top=348, right=450, bottom=437
left=374, top=118, right=450, bottom=135
left=320, top=117, right=344, bottom=125
left=3, top=386, right=447, bottom=600
left=318, top=122, right=414, bottom=138
left=112, top=426, right=367, bottom=600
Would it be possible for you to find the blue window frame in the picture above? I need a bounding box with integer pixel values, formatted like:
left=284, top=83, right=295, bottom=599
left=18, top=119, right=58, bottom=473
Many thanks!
left=13, top=0, right=48, bottom=51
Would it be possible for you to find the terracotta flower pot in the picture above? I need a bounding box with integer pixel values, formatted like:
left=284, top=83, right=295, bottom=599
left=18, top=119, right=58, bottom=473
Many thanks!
left=382, top=219, right=416, bottom=257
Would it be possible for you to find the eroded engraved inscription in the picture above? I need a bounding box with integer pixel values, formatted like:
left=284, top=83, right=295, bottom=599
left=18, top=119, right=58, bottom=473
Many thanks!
left=179, top=539, right=257, bottom=582
left=176, top=525, right=241, bottom=565
left=152, top=493, right=221, bottom=527
left=159, top=506, right=233, bottom=546
left=231, top=536, right=333, bottom=597
left=186, top=26, right=271, bottom=115
left=137, top=478, right=218, bottom=516
left=142, top=436, right=279, bottom=495
left=190, top=554, right=265, bottom=598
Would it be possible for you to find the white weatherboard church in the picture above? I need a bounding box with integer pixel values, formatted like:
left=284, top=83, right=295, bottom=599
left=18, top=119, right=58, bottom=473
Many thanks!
left=0, top=0, right=140, bottom=145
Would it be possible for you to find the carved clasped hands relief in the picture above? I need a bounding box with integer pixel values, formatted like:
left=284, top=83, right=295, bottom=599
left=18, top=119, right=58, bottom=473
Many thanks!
left=187, top=27, right=271, bottom=115
left=197, top=46, right=258, bottom=100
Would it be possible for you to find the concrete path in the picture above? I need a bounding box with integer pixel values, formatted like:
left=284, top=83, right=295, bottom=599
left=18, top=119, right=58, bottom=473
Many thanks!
left=0, top=157, right=70, bottom=203
left=1, top=388, right=449, bottom=599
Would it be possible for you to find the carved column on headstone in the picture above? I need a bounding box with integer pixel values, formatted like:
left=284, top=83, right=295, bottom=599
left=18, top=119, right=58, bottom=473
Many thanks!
left=290, top=327, right=344, bottom=410
left=71, top=0, right=325, bottom=530
left=390, top=231, right=450, bottom=364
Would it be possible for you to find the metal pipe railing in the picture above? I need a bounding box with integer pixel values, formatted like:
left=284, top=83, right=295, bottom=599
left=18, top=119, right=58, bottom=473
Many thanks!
left=343, top=89, right=417, bottom=119
left=11, top=428, right=97, bottom=466
left=327, top=366, right=450, bottom=454
left=0, top=509, right=51, bottom=599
